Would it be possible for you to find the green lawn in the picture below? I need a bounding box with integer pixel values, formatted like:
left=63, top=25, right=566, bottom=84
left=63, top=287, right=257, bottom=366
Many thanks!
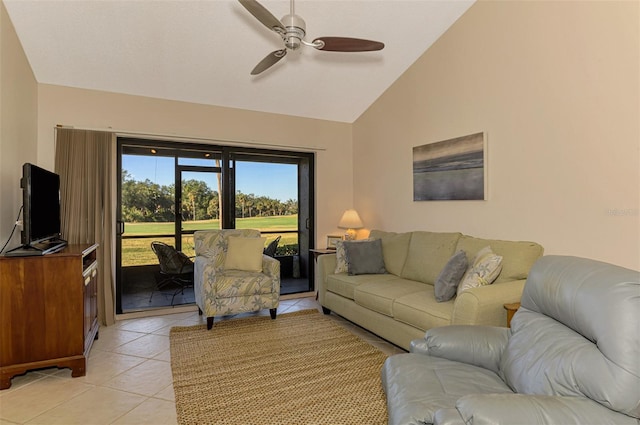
left=123, top=215, right=297, bottom=235
left=122, top=215, right=299, bottom=266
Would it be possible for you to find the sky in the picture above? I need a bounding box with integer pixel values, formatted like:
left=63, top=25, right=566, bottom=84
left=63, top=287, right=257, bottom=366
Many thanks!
left=122, top=155, right=298, bottom=202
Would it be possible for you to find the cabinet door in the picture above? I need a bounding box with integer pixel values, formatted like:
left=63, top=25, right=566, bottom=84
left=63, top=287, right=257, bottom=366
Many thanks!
left=83, top=263, right=98, bottom=353
left=0, top=255, right=84, bottom=365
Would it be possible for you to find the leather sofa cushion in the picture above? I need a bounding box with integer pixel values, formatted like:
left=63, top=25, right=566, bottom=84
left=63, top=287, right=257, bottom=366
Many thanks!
left=326, top=273, right=397, bottom=301
left=354, top=279, right=426, bottom=317
left=382, top=353, right=513, bottom=425
left=455, top=235, right=543, bottom=283
left=369, top=230, right=412, bottom=276
left=401, top=231, right=462, bottom=284
left=393, top=291, right=453, bottom=330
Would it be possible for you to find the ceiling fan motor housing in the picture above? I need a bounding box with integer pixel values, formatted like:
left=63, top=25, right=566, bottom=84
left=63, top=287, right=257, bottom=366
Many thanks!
left=280, top=14, right=306, bottom=50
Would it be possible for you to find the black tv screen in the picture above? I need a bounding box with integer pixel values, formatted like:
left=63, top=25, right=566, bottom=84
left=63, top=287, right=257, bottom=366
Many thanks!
left=21, top=163, right=62, bottom=245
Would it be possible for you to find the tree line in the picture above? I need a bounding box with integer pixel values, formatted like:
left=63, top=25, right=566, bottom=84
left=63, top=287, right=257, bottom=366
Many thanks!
left=121, top=171, right=297, bottom=223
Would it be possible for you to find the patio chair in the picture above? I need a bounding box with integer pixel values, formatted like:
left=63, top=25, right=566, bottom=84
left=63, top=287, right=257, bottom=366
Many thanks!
left=150, top=241, right=194, bottom=305
left=263, top=235, right=281, bottom=257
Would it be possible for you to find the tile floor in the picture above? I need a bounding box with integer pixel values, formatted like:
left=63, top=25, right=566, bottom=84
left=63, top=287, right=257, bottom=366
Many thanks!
left=0, top=297, right=406, bottom=425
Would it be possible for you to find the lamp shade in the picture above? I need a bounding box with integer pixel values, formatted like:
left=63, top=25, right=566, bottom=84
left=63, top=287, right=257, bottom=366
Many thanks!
left=338, top=209, right=364, bottom=230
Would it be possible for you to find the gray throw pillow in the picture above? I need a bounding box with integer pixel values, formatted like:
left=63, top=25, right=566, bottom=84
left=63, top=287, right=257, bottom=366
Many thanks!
left=434, top=250, right=468, bottom=302
left=344, top=239, right=386, bottom=275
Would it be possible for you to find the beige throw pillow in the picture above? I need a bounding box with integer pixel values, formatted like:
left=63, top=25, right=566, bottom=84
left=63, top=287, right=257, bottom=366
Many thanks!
left=457, top=246, right=503, bottom=296
left=224, top=236, right=266, bottom=272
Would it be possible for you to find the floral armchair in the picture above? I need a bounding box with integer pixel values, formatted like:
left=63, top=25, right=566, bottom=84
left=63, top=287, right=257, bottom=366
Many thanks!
left=193, top=229, right=280, bottom=330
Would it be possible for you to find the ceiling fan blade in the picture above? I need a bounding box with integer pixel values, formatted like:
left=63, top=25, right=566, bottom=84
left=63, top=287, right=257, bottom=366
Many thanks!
left=238, top=0, right=285, bottom=32
left=313, top=37, right=385, bottom=52
left=251, top=49, right=287, bottom=75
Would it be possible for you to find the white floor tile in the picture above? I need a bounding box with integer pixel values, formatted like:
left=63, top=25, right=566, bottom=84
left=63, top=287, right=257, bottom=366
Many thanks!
left=0, top=297, right=403, bottom=424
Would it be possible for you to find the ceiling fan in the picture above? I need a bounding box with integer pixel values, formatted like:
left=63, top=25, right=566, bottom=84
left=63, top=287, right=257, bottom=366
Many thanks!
left=238, top=0, right=385, bottom=75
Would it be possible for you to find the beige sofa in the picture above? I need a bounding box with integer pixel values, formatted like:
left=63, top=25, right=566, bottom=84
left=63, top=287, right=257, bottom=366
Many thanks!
left=316, top=230, right=543, bottom=350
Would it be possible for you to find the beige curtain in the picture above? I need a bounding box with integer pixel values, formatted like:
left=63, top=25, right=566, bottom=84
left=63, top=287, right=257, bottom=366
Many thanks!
left=54, top=128, right=116, bottom=326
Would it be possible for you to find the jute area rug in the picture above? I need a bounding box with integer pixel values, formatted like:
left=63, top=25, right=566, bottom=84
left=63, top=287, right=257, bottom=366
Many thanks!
left=169, top=309, right=389, bottom=424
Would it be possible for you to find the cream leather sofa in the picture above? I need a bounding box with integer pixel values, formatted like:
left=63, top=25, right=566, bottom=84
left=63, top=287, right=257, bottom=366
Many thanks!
left=316, top=230, right=543, bottom=350
left=382, top=256, right=639, bottom=424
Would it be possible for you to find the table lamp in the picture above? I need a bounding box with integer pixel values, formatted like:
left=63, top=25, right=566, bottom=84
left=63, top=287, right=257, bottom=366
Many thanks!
left=338, top=209, right=364, bottom=240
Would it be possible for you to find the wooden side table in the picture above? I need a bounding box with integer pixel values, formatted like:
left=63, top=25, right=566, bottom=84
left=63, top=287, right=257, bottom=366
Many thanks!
left=504, top=302, right=521, bottom=328
left=310, top=248, right=335, bottom=261
left=310, top=249, right=335, bottom=300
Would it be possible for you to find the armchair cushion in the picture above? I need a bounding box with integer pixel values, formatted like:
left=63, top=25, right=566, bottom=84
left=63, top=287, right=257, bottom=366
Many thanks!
left=224, top=236, right=266, bottom=272
left=382, top=354, right=513, bottom=425
left=451, top=394, right=639, bottom=425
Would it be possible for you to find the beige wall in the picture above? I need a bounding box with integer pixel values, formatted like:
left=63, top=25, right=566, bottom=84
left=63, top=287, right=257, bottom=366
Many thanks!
left=0, top=2, right=38, bottom=249
left=353, top=0, right=640, bottom=270
left=36, top=84, right=353, bottom=245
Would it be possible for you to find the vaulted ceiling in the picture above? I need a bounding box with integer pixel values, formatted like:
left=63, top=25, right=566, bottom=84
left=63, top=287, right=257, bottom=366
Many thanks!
left=5, top=0, right=474, bottom=123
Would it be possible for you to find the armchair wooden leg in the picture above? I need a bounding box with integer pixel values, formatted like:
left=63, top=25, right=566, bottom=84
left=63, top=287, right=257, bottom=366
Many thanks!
left=206, top=317, right=214, bottom=330
left=269, top=308, right=277, bottom=319
left=322, top=306, right=331, bottom=315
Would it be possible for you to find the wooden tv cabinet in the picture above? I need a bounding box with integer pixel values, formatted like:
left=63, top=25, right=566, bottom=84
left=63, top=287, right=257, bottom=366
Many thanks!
left=0, top=244, right=99, bottom=390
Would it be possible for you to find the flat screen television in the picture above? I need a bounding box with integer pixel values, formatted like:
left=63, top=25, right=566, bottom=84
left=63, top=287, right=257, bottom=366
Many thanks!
left=21, top=163, right=63, bottom=246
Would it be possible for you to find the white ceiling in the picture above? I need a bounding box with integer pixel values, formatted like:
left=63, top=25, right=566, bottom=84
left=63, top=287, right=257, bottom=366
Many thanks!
left=4, top=0, right=474, bottom=123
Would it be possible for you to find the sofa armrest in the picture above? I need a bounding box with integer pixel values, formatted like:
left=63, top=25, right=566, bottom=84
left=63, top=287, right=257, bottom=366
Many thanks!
left=437, top=394, right=638, bottom=425
left=412, top=325, right=509, bottom=373
left=316, top=254, right=337, bottom=305
left=451, top=279, right=526, bottom=326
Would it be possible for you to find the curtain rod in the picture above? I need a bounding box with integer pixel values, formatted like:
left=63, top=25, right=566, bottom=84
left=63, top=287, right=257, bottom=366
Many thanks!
left=54, top=125, right=326, bottom=152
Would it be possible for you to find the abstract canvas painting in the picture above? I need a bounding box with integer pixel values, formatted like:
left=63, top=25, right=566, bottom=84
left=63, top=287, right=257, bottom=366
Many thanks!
left=413, top=132, right=486, bottom=201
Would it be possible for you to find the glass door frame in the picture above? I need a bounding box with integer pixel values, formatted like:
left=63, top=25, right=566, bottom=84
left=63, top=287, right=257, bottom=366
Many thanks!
left=175, top=164, right=222, bottom=252
left=116, top=137, right=315, bottom=314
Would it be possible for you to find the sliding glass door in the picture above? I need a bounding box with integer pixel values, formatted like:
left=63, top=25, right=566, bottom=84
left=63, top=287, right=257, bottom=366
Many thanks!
left=116, top=138, right=314, bottom=314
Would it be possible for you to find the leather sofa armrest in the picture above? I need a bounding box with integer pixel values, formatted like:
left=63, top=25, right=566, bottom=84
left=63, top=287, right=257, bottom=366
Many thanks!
left=316, top=254, right=337, bottom=305
left=438, top=394, right=638, bottom=425
left=452, top=279, right=526, bottom=326
left=419, top=325, right=509, bottom=373
left=433, top=408, right=465, bottom=425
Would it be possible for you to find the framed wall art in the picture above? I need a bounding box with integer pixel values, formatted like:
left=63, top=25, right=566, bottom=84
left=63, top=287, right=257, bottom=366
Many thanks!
left=413, top=132, right=486, bottom=201
left=326, top=235, right=343, bottom=249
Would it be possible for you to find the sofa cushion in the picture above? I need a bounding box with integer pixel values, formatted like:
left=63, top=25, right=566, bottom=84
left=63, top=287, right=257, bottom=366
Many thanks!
left=455, top=235, right=543, bottom=283
left=354, top=279, right=426, bottom=317
left=382, top=354, right=513, bottom=425
left=393, top=291, right=454, bottom=330
left=434, top=250, right=468, bottom=302
left=369, top=230, right=412, bottom=276
left=401, top=231, right=462, bottom=284
left=326, top=273, right=398, bottom=301
left=344, top=238, right=386, bottom=275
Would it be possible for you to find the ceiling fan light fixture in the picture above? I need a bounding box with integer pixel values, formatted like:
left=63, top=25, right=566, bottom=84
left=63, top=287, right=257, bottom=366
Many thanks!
left=280, top=14, right=305, bottom=50
left=238, top=0, right=385, bottom=75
